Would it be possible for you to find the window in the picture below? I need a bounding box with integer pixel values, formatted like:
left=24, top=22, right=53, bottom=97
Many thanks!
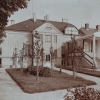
left=0, top=48, right=2, bottom=55
left=62, top=46, right=65, bottom=54
left=45, top=35, right=51, bottom=42
left=45, top=27, right=52, bottom=30
left=65, top=27, right=78, bottom=35
left=91, top=41, right=93, bottom=52
left=46, top=55, right=50, bottom=61
left=84, top=42, right=88, bottom=52
left=0, top=58, right=1, bottom=65
left=54, top=50, right=57, bottom=58
left=54, top=35, right=57, bottom=43
left=40, top=34, right=43, bottom=42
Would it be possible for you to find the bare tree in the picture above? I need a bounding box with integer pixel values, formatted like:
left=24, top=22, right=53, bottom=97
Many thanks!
left=33, top=31, right=42, bottom=82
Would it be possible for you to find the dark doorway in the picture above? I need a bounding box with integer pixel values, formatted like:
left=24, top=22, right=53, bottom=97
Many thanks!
left=46, top=55, right=50, bottom=61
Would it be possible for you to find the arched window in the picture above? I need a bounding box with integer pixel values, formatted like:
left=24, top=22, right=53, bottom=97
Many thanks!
left=65, top=27, right=78, bottom=35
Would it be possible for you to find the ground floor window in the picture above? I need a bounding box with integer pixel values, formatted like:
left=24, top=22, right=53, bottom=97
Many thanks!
left=46, top=55, right=50, bottom=61
left=0, top=58, right=1, bottom=68
left=62, top=59, right=66, bottom=65
left=0, top=48, right=2, bottom=55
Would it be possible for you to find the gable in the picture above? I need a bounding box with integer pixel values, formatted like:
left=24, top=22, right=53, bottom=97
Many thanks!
left=34, top=23, right=62, bottom=34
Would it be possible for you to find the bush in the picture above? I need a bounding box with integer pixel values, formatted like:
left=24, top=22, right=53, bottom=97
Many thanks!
left=64, top=85, right=100, bottom=100
left=26, top=66, right=51, bottom=77
left=39, top=67, right=51, bottom=77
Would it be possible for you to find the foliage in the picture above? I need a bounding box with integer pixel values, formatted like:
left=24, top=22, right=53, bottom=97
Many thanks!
left=26, top=66, right=51, bottom=77
left=67, top=35, right=83, bottom=78
left=64, top=85, right=100, bottom=100
left=0, top=0, right=30, bottom=43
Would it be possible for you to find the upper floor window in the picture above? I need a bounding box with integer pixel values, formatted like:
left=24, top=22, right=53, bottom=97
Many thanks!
left=45, top=35, right=51, bottom=42
left=54, top=35, right=57, bottom=43
left=61, top=46, right=65, bottom=54
left=65, top=27, right=78, bottom=35
left=54, top=49, right=57, bottom=58
left=40, top=34, right=43, bottom=42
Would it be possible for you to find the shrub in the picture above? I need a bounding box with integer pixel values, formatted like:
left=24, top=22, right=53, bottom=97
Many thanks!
left=26, top=66, right=51, bottom=77
left=64, top=85, right=100, bottom=100
left=39, top=67, right=51, bottom=77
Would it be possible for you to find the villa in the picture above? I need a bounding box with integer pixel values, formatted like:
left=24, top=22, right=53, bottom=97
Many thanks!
left=0, top=13, right=80, bottom=68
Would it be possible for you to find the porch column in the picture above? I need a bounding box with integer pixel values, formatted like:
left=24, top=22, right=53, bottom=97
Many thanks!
left=93, top=36, right=97, bottom=68
left=83, top=39, right=84, bottom=49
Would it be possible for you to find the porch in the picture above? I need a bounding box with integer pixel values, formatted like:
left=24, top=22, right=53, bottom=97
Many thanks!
left=76, top=32, right=100, bottom=69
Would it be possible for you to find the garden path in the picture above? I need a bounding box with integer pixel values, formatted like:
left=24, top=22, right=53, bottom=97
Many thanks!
left=53, top=67, right=100, bottom=90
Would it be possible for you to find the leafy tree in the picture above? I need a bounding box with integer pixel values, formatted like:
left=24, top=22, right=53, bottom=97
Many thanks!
left=0, top=0, right=30, bottom=43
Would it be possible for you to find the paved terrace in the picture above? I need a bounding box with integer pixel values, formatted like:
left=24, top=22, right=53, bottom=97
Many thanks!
left=0, top=67, right=100, bottom=100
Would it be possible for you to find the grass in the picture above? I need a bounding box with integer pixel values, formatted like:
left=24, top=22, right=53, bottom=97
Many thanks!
left=6, top=68, right=96, bottom=93
left=56, top=65, right=100, bottom=77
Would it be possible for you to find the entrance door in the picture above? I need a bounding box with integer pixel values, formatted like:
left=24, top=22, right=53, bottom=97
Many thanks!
left=46, top=55, right=50, bottom=61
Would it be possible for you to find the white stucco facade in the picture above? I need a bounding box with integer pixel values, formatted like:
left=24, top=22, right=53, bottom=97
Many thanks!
left=0, top=30, right=32, bottom=68
left=0, top=19, right=79, bottom=68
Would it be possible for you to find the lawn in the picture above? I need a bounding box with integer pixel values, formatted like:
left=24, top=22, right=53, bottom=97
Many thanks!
left=6, top=68, right=96, bottom=93
left=56, top=65, right=100, bottom=77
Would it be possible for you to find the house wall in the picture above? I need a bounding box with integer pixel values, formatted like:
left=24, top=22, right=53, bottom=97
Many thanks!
left=33, top=33, right=72, bottom=66
left=0, top=30, right=32, bottom=68
left=33, top=33, right=63, bottom=66
left=2, top=22, right=78, bottom=68
left=96, top=39, right=100, bottom=59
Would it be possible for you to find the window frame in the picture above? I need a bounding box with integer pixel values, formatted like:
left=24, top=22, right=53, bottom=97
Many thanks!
left=0, top=48, right=2, bottom=55
left=54, top=35, right=57, bottom=43
left=45, top=35, right=51, bottom=42
left=65, top=27, right=78, bottom=35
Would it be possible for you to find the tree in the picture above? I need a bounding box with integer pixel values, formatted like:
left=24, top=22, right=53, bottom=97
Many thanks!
left=68, top=35, right=83, bottom=79
left=0, top=0, right=30, bottom=43
left=33, top=31, right=42, bottom=82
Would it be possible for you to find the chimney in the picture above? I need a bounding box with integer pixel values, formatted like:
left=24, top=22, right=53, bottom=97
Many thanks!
left=33, top=13, right=36, bottom=22
left=62, top=19, right=68, bottom=23
left=44, top=16, right=46, bottom=21
left=96, top=25, right=100, bottom=31
left=85, top=23, right=89, bottom=30
left=46, top=15, right=49, bottom=21
left=11, top=20, right=15, bottom=25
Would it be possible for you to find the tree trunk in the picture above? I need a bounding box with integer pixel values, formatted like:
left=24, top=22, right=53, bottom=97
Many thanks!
left=36, top=56, right=39, bottom=82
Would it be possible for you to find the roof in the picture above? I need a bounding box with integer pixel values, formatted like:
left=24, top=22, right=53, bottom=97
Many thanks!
left=79, top=27, right=98, bottom=35
left=6, top=19, right=45, bottom=32
left=6, top=19, right=78, bottom=33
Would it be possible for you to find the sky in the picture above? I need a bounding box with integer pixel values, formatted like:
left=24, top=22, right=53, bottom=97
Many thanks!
left=8, top=0, right=100, bottom=29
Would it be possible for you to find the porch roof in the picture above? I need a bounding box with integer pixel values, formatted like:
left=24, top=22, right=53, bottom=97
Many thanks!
left=66, top=32, right=100, bottom=42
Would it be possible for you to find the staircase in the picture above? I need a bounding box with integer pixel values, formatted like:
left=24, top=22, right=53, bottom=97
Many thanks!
left=96, top=58, right=100, bottom=69
left=82, top=52, right=93, bottom=68
left=83, top=52, right=100, bottom=69
left=82, top=58, right=92, bottom=68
